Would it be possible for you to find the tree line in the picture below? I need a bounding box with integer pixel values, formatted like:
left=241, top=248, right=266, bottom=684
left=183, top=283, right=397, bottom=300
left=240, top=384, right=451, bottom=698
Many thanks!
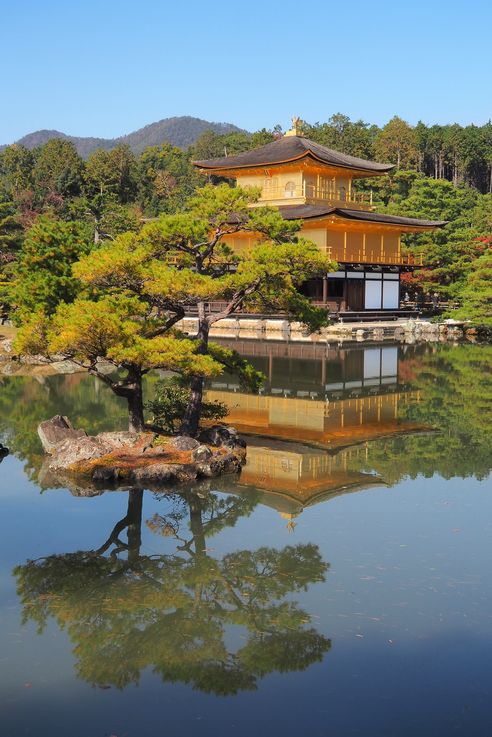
left=0, top=114, right=490, bottom=327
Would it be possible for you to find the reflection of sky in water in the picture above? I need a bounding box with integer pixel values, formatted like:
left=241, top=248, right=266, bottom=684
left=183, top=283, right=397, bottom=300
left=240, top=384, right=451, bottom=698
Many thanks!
left=0, top=342, right=491, bottom=737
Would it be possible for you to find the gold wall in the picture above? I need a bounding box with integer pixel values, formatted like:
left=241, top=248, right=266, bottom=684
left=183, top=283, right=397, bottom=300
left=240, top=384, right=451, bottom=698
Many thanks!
left=223, top=221, right=403, bottom=265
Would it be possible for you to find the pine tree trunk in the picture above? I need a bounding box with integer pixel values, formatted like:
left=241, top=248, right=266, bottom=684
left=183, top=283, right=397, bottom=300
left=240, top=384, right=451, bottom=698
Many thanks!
left=127, top=381, right=145, bottom=433
left=453, top=156, right=459, bottom=186
left=439, top=151, right=444, bottom=179
left=112, top=369, right=145, bottom=433
left=127, top=489, right=143, bottom=564
left=180, top=375, right=204, bottom=437
left=188, top=494, right=207, bottom=560
left=180, top=303, right=209, bottom=437
left=94, top=216, right=101, bottom=244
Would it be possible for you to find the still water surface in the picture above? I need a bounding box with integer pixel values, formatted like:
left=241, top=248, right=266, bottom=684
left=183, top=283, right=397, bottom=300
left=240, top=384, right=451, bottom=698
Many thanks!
left=0, top=341, right=491, bottom=737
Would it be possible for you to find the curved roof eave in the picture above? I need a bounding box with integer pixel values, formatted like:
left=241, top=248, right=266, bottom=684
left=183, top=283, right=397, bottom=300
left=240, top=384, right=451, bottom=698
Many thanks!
left=277, top=204, right=448, bottom=229
left=193, top=135, right=395, bottom=175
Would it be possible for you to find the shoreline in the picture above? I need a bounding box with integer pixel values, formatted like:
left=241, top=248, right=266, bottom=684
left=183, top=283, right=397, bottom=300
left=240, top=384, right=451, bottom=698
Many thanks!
left=1, top=318, right=488, bottom=379
left=178, top=315, right=486, bottom=344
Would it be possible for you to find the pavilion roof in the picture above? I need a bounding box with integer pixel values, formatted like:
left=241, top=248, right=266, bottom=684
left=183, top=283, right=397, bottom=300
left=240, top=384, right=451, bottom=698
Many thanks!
left=194, top=135, right=395, bottom=175
left=279, top=204, right=448, bottom=229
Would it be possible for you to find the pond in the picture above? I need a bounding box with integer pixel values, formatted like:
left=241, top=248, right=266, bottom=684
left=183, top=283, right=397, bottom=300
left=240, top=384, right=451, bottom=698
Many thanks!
left=0, top=341, right=491, bottom=737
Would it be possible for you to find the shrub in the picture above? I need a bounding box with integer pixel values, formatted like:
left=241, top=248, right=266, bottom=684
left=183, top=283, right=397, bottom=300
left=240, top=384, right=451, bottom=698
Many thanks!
left=146, top=378, right=228, bottom=434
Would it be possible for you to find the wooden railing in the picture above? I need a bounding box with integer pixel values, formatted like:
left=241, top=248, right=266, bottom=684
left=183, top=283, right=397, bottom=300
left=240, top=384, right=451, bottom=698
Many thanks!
left=166, top=248, right=422, bottom=268
left=325, top=247, right=423, bottom=266
left=259, top=184, right=373, bottom=207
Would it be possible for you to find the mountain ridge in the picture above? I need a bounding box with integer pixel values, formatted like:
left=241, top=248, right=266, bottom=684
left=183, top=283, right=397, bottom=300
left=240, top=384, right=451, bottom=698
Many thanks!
left=1, top=116, right=244, bottom=157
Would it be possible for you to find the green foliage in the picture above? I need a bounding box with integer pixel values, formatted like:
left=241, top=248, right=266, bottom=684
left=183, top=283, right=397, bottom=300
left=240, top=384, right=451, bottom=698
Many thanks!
left=32, top=138, right=85, bottom=203
left=70, top=184, right=334, bottom=337
left=137, top=143, right=199, bottom=215
left=0, top=145, right=35, bottom=198
left=0, top=199, right=23, bottom=268
left=13, top=489, right=330, bottom=694
left=374, top=116, right=418, bottom=168
left=16, top=295, right=220, bottom=376
left=190, top=129, right=254, bottom=161
left=146, top=377, right=228, bottom=433
left=84, top=144, right=138, bottom=203
left=304, top=114, right=378, bottom=160
left=451, top=251, right=492, bottom=325
left=8, top=216, right=93, bottom=318
left=68, top=194, right=141, bottom=243
left=383, top=177, right=491, bottom=297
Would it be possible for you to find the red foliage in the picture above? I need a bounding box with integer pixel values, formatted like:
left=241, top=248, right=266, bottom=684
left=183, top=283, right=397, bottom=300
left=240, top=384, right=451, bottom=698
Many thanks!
left=398, top=357, right=419, bottom=382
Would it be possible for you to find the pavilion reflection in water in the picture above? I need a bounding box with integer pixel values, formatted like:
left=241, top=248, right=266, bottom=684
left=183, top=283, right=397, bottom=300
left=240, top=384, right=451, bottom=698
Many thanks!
left=207, top=342, right=425, bottom=522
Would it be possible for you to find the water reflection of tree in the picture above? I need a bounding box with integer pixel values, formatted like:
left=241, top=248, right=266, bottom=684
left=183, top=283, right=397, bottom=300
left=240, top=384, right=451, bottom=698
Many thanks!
left=14, top=489, right=330, bottom=694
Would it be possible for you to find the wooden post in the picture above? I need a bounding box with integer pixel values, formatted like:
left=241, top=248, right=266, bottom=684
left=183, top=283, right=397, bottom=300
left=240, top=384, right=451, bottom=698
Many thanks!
left=322, top=275, right=328, bottom=304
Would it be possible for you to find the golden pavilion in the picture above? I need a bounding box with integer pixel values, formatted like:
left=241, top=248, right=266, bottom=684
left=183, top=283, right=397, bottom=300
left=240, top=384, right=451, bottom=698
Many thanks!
left=194, top=118, right=446, bottom=315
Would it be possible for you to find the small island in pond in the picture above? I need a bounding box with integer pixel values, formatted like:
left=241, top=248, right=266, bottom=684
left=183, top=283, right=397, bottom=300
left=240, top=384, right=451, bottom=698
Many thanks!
left=38, top=415, right=246, bottom=489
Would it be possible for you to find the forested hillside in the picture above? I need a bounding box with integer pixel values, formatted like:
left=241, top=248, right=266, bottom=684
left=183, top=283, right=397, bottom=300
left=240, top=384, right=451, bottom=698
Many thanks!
left=0, top=114, right=490, bottom=326
left=1, top=117, right=243, bottom=157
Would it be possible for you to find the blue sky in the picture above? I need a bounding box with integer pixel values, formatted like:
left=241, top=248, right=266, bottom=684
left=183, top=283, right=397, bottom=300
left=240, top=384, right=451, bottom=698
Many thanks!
left=2, top=0, right=491, bottom=143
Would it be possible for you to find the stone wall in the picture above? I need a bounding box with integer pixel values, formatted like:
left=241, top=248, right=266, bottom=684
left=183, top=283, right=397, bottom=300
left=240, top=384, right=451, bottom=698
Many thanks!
left=178, top=316, right=474, bottom=345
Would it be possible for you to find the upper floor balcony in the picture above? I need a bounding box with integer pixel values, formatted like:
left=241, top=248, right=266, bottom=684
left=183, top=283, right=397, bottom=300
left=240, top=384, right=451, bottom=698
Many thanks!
left=324, top=246, right=424, bottom=266
left=256, top=182, right=374, bottom=211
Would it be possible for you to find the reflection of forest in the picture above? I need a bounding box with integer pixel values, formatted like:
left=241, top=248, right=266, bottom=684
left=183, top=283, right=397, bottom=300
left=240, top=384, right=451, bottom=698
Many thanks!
left=0, top=373, right=127, bottom=478
left=210, top=340, right=492, bottom=510
left=14, top=489, right=331, bottom=694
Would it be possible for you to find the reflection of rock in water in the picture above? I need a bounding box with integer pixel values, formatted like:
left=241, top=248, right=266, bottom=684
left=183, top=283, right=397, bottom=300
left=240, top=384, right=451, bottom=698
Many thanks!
left=40, top=463, right=247, bottom=498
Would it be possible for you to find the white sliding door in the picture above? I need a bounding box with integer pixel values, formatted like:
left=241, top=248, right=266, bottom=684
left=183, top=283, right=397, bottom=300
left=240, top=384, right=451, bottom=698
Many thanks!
left=382, top=280, right=399, bottom=309
left=365, top=280, right=382, bottom=309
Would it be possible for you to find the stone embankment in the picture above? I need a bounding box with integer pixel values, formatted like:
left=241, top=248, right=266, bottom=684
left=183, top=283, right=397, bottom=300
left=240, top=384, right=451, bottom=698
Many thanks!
left=38, top=416, right=246, bottom=491
left=0, top=317, right=486, bottom=380
left=0, top=335, right=83, bottom=376
left=178, top=316, right=480, bottom=344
